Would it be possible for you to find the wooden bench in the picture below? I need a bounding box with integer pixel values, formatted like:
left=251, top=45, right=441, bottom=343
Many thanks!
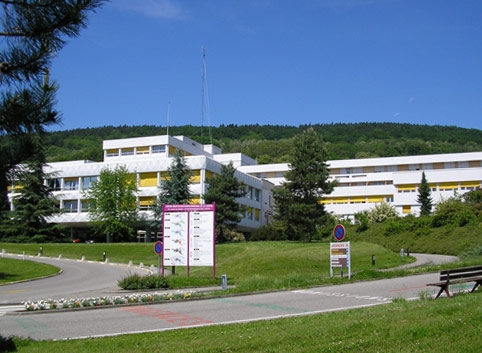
left=426, top=265, right=482, bottom=298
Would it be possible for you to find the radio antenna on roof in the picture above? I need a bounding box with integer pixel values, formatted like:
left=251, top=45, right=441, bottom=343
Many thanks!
left=201, top=47, right=213, bottom=144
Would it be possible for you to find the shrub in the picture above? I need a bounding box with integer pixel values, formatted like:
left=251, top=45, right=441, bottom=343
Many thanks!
left=118, top=273, right=169, bottom=290
left=251, top=223, right=288, bottom=241
left=367, top=202, right=398, bottom=224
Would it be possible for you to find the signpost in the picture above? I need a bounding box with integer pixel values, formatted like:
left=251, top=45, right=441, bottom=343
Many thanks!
left=330, top=224, right=351, bottom=278
left=154, top=241, right=163, bottom=275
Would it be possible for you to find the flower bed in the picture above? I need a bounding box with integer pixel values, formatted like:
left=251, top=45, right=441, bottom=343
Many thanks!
left=22, top=291, right=193, bottom=311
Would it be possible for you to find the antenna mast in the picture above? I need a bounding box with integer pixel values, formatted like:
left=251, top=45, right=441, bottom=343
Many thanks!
left=166, top=101, right=171, bottom=136
left=201, top=47, right=213, bottom=144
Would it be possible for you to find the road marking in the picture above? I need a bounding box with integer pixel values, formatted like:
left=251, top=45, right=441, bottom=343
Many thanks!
left=213, top=297, right=307, bottom=313
left=0, top=305, right=24, bottom=316
left=293, top=289, right=391, bottom=302
left=121, top=306, right=213, bottom=326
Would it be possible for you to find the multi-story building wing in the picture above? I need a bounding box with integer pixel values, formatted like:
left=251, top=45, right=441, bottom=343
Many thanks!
left=14, top=135, right=271, bottom=237
left=239, top=151, right=482, bottom=222
left=7, top=134, right=482, bottom=237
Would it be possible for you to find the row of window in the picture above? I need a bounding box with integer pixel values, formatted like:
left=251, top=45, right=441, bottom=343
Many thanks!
left=396, top=182, right=480, bottom=193
left=322, top=195, right=394, bottom=205
left=332, top=160, right=481, bottom=175
left=60, top=198, right=262, bottom=223
left=106, top=145, right=166, bottom=157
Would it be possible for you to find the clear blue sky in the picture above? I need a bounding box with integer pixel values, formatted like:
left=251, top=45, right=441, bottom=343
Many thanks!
left=50, top=0, right=482, bottom=131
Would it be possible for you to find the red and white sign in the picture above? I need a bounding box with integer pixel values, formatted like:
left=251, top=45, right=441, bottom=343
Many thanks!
left=330, top=241, right=351, bottom=279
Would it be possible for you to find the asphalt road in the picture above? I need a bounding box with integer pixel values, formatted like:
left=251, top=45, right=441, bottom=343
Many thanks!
left=0, top=254, right=151, bottom=304
left=0, top=252, right=460, bottom=341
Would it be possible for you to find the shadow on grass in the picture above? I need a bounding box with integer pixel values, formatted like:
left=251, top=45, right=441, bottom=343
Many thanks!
left=0, top=335, right=16, bottom=352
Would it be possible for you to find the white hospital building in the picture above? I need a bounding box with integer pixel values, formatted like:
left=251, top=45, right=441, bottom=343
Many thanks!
left=9, top=134, right=482, bottom=236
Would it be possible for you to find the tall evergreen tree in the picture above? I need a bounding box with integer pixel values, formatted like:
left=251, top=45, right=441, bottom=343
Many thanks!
left=86, top=165, right=138, bottom=242
left=157, top=150, right=193, bottom=206
left=0, top=135, right=63, bottom=242
left=203, top=162, right=247, bottom=242
left=273, top=128, right=336, bottom=241
left=0, top=0, right=105, bottom=218
left=417, top=171, right=433, bottom=216
left=151, top=150, right=193, bottom=231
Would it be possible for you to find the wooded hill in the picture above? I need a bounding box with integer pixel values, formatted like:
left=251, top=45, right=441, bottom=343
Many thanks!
left=45, top=122, right=482, bottom=164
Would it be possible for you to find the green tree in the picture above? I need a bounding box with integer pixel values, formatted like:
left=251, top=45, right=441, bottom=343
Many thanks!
left=151, top=151, right=193, bottom=232
left=417, top=172, right=433, bottom=216
left=86, top=165, right=138, bottom=242
left=273, top=128, right=335, bottom=241
left=0, top=150, right=63, bottom=242
left=203, top=162, right=247, bottom=242
left=0, top=0, right=105, bottom=217
left=157, top=151, right=193, bottom=206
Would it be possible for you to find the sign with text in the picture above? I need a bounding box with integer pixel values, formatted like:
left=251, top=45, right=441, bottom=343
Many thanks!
left=162, top=204, right=216, bottom=277
left=330, top=241, right=351, bottom=279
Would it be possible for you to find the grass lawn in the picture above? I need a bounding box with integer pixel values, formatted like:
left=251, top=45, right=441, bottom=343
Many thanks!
left=0, top=257, right=60, bottom=284
left=7, top=291, right=482, bottom=353
left=0, top=241, right=415, bottom=291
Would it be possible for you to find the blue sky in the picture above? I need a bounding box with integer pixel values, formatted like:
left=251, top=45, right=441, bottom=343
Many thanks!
left=50, top=0, right=482, bottom=131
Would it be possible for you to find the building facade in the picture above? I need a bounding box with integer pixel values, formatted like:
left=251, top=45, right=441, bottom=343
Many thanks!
left=240, top=151, right=482, bottom=222
left=7, top=134, right=482, bottom=237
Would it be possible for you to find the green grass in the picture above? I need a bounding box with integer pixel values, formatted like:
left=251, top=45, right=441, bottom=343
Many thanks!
left=0, top=241, right=414, bottom=291
left=0, top=258, right=60, bottom=284
left=7, top=291, right=482, bottom=352
left=347, top=221, right=482, bottom=257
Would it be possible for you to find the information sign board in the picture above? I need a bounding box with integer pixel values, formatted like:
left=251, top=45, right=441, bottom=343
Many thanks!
left=330, top=241, right=351, bottom=279
left=162, top=204, right=216, bottom=277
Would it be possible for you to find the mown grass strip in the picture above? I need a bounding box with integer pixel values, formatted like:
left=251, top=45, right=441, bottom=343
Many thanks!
left=8, top=292, right=482, bottom=353
left=0, top=258, right=60, bottom=285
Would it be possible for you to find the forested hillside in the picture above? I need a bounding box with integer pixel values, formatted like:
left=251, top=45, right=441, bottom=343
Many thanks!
left=45, top=123, right=482, bottom=163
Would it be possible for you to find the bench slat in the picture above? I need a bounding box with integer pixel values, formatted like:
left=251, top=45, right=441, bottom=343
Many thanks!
left=426, top=265, right=482, bottom=298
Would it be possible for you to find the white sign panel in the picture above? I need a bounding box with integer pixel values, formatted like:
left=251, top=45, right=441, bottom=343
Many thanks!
left=189, top=210, right=215, bottom=266
left=163, top=211, right=188, bottom=266
left=162, top=204, right=216, bottom=274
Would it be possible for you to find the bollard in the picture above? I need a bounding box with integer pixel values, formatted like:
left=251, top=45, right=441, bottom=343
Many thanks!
left=103, top=251, right=106, bottom=261
left=400, top=248, right=404, bottom=257
left=371, top=254, right=376, bottom=266
left=221, top=274, right=228, bottom=290
left=39, top=247, right=43, bottom=256
left=407, top=248, right=410, bottom=257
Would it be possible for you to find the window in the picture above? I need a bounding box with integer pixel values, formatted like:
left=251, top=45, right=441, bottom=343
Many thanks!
left=121, top=148, right=134, bottom=156
left=106, top=149, right=119, bottom=157
left=81, top=200, right=94, bottom=212
left=136, top=146, right=150, bottom=155
left=64, top=178, right=79, bottom=190
left=254, top=189, right=260, bottom=201
left=189, top=170, right=201, bottom=184
left=139, top=172, right=157, bottom=187
left=82, top=176, right=97, bottom=189
left=48, top=178, right=61, bottom=191
left=152, top=145, right=165, bottom=154
left=63, top=200, right=78, bottom=213
left=139, top=196, right=156, bottom=210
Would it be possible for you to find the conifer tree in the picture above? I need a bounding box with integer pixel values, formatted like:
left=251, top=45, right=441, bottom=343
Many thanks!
left=0, top=0, right=105, bottom=235
left=157, top=150, right=193, bottom=207
left=273, top=128, right=336, bottom=241
left=417, top=171, right=433, bottom=216
left=203, top=162, right=247, bottom=242
left=151, top=150, right=193, bottom=232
